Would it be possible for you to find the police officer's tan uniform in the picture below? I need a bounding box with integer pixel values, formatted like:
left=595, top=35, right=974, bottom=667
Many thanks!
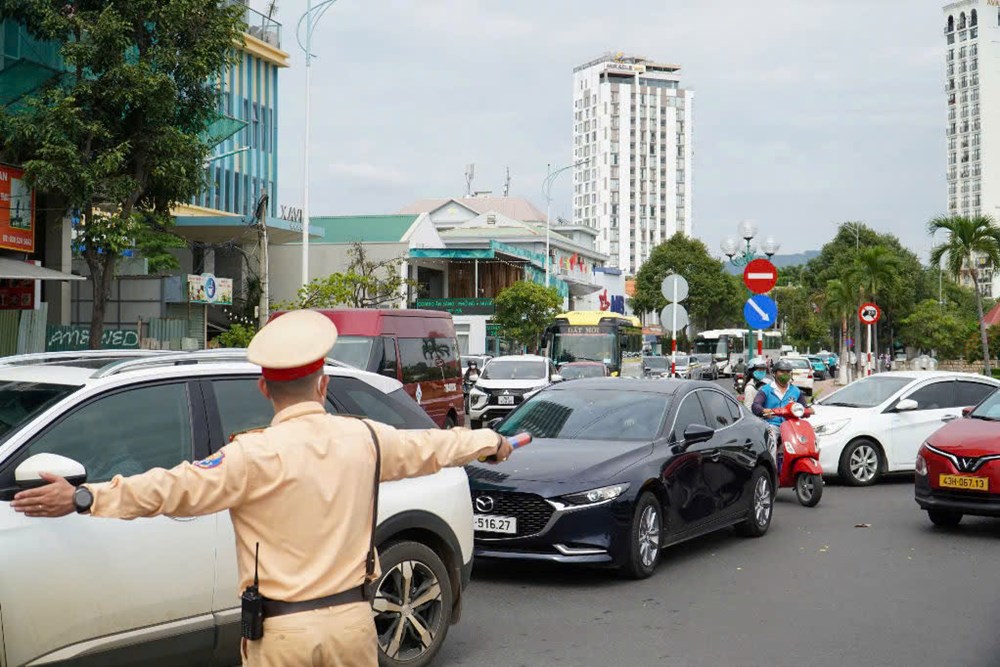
left=81, top=311, right=507, bottom=666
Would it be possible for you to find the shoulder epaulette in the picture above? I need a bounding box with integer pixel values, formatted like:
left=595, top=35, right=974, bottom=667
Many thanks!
left=229, top=426, right=267, bottom=443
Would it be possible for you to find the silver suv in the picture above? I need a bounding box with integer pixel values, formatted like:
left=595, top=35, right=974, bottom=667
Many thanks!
left=467, top=355, right=561, bottom=428
left=0, top=350, right=473, bottom=667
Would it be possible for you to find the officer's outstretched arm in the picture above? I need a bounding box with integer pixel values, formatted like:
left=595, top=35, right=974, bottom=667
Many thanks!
left=88, top=442, right=251, bottom=520
left=370, top=421, right=503, bottom=482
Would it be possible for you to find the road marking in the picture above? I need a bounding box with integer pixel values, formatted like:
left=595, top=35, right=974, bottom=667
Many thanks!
left=747, top=298, right=771, bottom=322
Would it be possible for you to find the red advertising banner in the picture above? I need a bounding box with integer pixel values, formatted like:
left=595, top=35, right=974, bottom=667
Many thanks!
left=0, top=164, right=35, bottom=253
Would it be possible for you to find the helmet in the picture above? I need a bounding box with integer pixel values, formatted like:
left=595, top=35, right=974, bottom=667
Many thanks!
left=750, top=356, right=767, bottom=369
left=773, top=359, right=794, bottom=373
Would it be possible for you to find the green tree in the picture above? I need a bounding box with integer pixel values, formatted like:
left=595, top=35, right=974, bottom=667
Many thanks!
left=850, top=245, right=902, bottom=362
left=632, top=233, right=742, bottom=330
left=928, top=214, right=1000, bottom=373
left=0, top=0, right=245, bottom=348
left=492, top=281, right=562, bottom=353
left=215, top=322, right=257, bottom=349
left=899, top=299, right=974, bottom=360
left=774, top=285, right=829, bottom=351
left=281, top=243, right=416, bottom=309
left=821, top=277, right=857, bottom=376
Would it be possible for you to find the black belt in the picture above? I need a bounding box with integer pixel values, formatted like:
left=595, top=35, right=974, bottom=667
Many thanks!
left=262, top=585, right=366, bottom=618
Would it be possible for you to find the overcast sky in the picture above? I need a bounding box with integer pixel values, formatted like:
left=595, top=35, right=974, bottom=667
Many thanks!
left=260, top=0, right=949, bottom=261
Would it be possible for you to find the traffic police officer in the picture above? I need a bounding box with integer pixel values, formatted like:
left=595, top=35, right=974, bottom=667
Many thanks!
left=12, top=310, right=514, bottom=666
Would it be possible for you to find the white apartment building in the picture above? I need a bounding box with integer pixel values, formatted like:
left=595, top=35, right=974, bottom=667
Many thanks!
left=572, top=53, right=693, bottom=275
left=944, top=2, right=998, bottom=294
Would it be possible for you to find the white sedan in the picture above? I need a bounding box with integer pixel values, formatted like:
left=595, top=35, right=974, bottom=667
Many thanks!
left=811, top=371, right=999, bottom=485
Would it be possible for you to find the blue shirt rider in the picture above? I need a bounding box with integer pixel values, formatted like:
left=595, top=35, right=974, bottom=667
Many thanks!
left=751, top=358, right=808, bottom=472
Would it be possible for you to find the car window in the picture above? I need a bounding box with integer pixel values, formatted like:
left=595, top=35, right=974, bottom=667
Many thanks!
left=0, top=381, right=78, bottom=446
left=819, top=375, right=912, bottom=408
left=956, top=381, right=995, bottom=407
left=481, top=360, right=547, bottom=380
left=24, top=383, right=193, bottom=483
left=378, top=337, right=398, bottom=380
left=906, top=381, right=958, bottom=410
left=497, top=389, right=668, bottom=441
left=671, top=392, right=709, bottom=442
left=327, top=376, right=436, bottom=429
left=787, top=358, right=811, bottom=369
left=698, top=390, right=736, bottom=428
left=398, top=337, right=462, bottom=384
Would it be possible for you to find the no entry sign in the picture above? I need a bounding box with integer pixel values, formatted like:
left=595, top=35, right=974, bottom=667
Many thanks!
left=858, top=303, right=881, bottom=325
left=743, top=259, right=778, bottom=294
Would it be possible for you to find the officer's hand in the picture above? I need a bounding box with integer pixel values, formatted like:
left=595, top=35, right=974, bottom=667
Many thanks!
left=11, top=473, right=76, bottom=517
left=479, top=437, right=514, bottom=464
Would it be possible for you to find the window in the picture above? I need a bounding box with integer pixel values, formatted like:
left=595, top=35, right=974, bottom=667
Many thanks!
left=398, top=337, right=461, bottom=384
left=25, top=384, right=193, bottom=483
left=971, top=9, right=978, bottom=26
left=499, top=389, right=668, bottom=442
left=698, top=390, right=736, bottom=428
left=671, top=393, right=709, bottom=442
left=906, top=382, right=961, bottom=410
left=327, top=376, right=434, bottom=429
left=212, top=379, right=277, bottom=441
left=378, top=337, right=398, bottom=379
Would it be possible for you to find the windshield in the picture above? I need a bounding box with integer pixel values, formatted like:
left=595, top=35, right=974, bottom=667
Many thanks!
left=694, top=339, right=725, bottom=357
left=551, top=333, right=615, bottom=365
left=643, top=357, right=668, bottom=369
left=818, top=376, right=912, bottom=408
left=970, top=389, right=1000, bottom=420
left=498, top=389, right=669, bottom=441
left=0, top=381, right=78, bottom=440
left=329, top=335, right=375, bottom=370
left=482, top=360, right=547, bottom=380
left=560, top=364, right=605, bottom=380
left=674, top=357, right=691, bottom=368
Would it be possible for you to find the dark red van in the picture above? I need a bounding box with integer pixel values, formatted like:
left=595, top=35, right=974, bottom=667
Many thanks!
left=274, top=309, right=465, bottom=429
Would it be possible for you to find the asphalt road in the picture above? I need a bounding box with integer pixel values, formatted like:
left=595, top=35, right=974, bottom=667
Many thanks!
left=442, top=378, right=1000, bottom=667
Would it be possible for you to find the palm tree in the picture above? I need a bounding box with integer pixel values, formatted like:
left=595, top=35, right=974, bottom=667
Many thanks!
left=822, top=278, right=856, bottom=382
left=850, top=246, right=900, bottom=372
left=928, top=214, right=1000, bottom=374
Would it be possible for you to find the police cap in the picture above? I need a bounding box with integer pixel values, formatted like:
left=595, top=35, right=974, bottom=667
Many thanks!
left=247, top=310, right=338, bottom=382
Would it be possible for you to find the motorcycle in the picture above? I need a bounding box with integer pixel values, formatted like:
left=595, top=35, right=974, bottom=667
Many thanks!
left=770, top=402, right=823, bottom=507
left=463, top=371, right=480, bottom=412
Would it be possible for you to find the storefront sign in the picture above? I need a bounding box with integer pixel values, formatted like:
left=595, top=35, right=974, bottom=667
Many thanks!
left=46, top=325, right=139, bottom=351
left=279, top=205, right=303, bottom=222
left=414, top=298, right=494, bottom=316
left=188, top=273, right=233, bottom=305
left=0, top=164, right=35, bottom=252
left=486, top=323, right=501, bottom=336
left=0, top=276, right=36, bottom=309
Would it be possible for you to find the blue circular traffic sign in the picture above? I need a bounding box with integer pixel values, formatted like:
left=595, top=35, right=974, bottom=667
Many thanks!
left=744, top=294, right=778, bottom=330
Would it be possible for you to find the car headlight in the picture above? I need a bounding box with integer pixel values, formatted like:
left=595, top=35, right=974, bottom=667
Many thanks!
left=915, top=452, right=928, bottom=476
left=814, top=419, right=849, bottom=436
left=470, top=388, right=487, bottom=406
left=561, top=483, right=631, bottom=506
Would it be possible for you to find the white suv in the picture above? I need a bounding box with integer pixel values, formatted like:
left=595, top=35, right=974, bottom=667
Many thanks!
left=467, top=354, right=560, bottom=428
left=0, top=350, right=472, bottom=667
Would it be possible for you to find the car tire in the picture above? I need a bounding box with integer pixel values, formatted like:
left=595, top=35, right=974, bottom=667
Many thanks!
left=794, top=473, right=823, bottom=507
left=444, top=413, right=456, bottom=429
left=470, top=419, right=482, bottom=430
left=839, top=439, right=882, bottom=486
left=373, top=540, right=454, bottom=667
left=927, top=509, right=963, bottom=527
left=622, top=492, right=662, bottom=579
left=736, top=466, right=773, bottom=537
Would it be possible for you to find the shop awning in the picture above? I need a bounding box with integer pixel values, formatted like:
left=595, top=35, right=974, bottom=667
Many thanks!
left=0, top=258, right=85, bottom=281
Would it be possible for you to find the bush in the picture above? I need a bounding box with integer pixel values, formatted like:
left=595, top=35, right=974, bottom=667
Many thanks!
left=216, top=323, right=257, bottom=348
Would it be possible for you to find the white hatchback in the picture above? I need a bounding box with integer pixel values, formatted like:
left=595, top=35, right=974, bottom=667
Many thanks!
left=0, top=350, right=473, bottom=667
left=782, top=356, right=816, bottom=395
left=811, top=371, right=1000, bottom=485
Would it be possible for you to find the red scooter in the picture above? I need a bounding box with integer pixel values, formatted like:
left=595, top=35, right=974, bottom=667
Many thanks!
left=771, top=403, right=823, bottom=507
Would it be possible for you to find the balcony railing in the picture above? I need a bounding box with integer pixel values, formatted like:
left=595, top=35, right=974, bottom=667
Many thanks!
left=231, top=2, right=282, bottom=48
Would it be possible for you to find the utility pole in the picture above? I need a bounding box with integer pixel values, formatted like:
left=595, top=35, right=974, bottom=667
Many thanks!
left=254, top=192, right=270, bottom=328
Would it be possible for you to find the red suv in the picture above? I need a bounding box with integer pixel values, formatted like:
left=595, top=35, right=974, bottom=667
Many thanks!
left=915, top=387, right=1000, bottom=526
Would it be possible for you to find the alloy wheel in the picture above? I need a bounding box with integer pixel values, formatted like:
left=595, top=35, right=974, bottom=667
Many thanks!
left=638, top=505, right=660, bottom=568
left=754, top=475, right=772, bottom=526
left=849, top=444, right=879, bottom=483
left=373, top=559, right=444, bottom=661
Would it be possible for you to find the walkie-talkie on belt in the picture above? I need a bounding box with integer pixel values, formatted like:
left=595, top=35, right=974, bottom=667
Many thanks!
left=241, top=542, right=264, bottom=640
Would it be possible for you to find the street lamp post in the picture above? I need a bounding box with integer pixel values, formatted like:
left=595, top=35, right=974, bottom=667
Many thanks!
left=296, top=0, right=340, bottom=289
left=541, top=159, right=588, bottom=287
left=721, top=221, right=780, bottom=359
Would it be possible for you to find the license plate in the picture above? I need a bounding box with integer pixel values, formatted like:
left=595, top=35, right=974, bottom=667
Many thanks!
left=939, top=474, right=990, bottom=491
left=498, top=395, right=515, bottom=405
left=474, top=514, right=518, bottom=534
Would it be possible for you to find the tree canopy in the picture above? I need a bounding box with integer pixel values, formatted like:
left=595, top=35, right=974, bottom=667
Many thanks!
left=492, top=281, right=562, bottom=353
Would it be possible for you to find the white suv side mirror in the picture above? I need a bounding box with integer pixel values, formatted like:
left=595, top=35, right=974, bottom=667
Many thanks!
left=15, top=453, right=87, bottom=489
left=550, top=374, right=564, bottom=383
left=895, top=398, right=918, bottom=412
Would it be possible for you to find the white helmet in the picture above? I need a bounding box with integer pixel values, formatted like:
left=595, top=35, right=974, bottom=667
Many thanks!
left=750, top=356, right=768, bottom=369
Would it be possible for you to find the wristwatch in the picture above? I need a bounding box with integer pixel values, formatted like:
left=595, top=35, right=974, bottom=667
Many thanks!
left=73, top=486, right=94, bottom=514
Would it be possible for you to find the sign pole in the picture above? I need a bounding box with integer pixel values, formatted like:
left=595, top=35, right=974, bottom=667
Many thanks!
left=757, top=330, right=763, bottom=357
left=866, top=323, right=872, bottom=376
left=671, top=281, right=678, bottom=376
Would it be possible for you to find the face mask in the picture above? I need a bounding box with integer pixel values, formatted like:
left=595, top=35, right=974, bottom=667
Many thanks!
left=753, top=370, right=766, bottom=380
left=776, top=373, right=791, bottom=384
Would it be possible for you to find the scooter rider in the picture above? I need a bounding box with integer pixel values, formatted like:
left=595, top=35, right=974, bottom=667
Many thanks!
left=740, top=356, right=771, bottom=409
left=752, top=358, right=808, bottom=474
left=463, top=360, right=480, bottom=385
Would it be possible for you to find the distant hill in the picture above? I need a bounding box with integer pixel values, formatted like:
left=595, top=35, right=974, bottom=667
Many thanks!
left=724, top=250, right=820, bottom=274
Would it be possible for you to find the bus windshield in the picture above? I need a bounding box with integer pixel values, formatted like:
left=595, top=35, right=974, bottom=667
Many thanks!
left=551, top=333, right=616, bottom=365
left=693, top=339, right=725, bottom=357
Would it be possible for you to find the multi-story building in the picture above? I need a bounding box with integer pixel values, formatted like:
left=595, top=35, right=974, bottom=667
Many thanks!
left=943, top=2, right=994, bottom=294
left=572, top=53, right=693, bottom=275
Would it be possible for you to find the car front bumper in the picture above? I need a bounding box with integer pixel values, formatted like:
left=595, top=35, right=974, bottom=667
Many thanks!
left=915, top=476, right=1000, bottom=517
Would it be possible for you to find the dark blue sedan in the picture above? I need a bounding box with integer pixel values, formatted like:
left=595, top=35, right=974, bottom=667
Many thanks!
left=466, top=379, right=775, bottom=578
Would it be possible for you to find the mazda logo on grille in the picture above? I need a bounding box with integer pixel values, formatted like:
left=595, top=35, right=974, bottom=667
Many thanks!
left=475, top=496, right=495, bottom=512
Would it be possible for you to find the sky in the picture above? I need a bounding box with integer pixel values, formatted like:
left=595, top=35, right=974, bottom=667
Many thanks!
left=258, top=0, right=950, bottom=261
